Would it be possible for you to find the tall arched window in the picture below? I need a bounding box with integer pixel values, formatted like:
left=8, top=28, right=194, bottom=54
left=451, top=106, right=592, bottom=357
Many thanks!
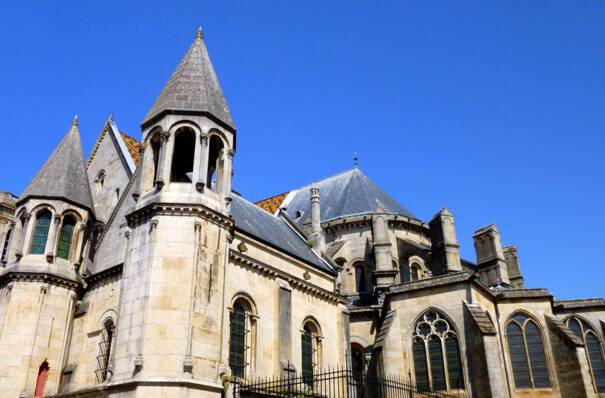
left=141, top=133, right=161, bottom=191
left=566, top=316, right=605, bottom=392
left=97, top=319, right=114, bottom=382
left=354, top=262, right=371, bottom=293
left=56, top=215, right=76, bottom=260
left=170, top=128, right=196, bottom=182
left=30, top=210, right=52, bottom=255
left=207, top=135, right=224, bottom=192
left=229, top=298, right=257, bottom=378
left=506, top=313, right=551, bottom=389
left=301, top=319, right=322, bottom=387
left=410, top=263, right=420, bottom=281
left=412, top=310, right=464, bottom=391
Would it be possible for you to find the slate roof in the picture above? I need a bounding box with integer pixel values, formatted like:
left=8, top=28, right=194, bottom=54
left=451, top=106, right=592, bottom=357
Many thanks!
left=19, top=118, right=94, bottom=213
left=230, top=194, right=334, bottom=274
left=142, top=28, right=234, bottom=130
left=282, top=168, right=417, bottom=227
left=374, top=309, right=396, bottom=348
left=464, top=302, right=497, bottom=335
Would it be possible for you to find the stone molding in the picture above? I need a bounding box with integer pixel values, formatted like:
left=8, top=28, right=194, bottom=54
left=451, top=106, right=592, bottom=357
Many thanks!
left=322, top=212, right=430, bottom=239
left=0, top=267, right=81, bottom=291
left=126, top=202, right=234, bottom=230
left=84, top=263, right=123, bottom=287
left=230, top=251, right=344, bottom=304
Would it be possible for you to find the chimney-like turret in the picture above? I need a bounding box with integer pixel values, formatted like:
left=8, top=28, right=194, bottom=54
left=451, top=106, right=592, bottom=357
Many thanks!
left=372, top=212, right=396, bottom=289
left=309, top=186, right=324, bottom=254
left=429, top=208, right=462, bottom=274
left=503, top=245, right=524, bottom=288
left=473, top=224, right=510, bottom=288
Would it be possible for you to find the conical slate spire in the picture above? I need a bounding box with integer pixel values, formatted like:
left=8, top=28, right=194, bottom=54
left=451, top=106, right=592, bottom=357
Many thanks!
left=19, top=117, right=94, bottom=213
left=142, top=28, right=234, bottom=130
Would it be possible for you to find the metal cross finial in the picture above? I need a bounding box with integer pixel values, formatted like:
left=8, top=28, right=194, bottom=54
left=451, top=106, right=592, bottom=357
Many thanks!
left=353, top=152, right=359, bottom=168
left=72, top=115, right=79, bottom=127
left=196, top=27, right=204, bottom=40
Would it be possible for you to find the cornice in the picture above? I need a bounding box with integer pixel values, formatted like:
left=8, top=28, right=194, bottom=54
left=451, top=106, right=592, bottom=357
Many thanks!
left=322, top=212, right=430, bottom=238
left=0, top=267, right=81, bottom=291
left=126, top=202, right=234, bottom=230
left=230, top=250, right=345, bottom=304
left=84, top=263, right=123, bottom=287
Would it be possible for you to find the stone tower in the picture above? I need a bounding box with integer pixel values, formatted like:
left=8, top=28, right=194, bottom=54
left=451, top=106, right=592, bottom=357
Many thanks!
left=109, top=28, right=236, bottom=395
left=0, top=118, right=94, bottom=397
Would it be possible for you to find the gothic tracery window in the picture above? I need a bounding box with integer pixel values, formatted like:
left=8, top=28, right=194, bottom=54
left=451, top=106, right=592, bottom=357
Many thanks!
left=412, top=310, right=464, bottom=391
left=506, top=313, right=551, bottom=389
left=30, top=209, right=52, bottom=255
left=566, top=316, right=605, bottom=392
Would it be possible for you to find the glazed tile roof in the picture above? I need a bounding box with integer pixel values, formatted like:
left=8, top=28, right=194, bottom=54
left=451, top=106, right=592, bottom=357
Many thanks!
left=255, top=192, right=288, bottom=214
left=119, top=132, right=142, bottom=166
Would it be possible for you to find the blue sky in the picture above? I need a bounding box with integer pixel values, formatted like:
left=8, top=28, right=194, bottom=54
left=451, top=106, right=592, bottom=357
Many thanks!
left=0, top=1, right=603, bottom=299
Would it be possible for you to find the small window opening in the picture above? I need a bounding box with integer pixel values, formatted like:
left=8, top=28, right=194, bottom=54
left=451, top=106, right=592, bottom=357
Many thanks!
left=94, top=171, right=105, bottom=195
left=34, top=360, right=50, bottom=397
left=207, top=135, right=225, bottom=192
left=170, top=128, right=196, bottom=183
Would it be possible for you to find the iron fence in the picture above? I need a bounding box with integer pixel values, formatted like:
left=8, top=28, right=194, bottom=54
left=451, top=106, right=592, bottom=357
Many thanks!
left=233, top=367, right=464, bottom=398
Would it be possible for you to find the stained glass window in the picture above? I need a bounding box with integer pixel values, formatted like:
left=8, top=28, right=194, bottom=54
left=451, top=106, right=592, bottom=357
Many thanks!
left=56, top=216, right=76, bottom=260
left=30, top=210, right=51, bottom=255
left=507, top=313, right=551, bottom=389
left=412, top=310, right=464, bottom=391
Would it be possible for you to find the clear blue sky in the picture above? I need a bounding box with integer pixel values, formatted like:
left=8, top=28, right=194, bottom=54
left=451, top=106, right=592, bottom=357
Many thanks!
left=1, top=1, right=603, bottom=299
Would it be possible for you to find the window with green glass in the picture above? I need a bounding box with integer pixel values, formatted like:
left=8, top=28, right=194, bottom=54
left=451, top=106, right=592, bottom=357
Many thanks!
left=301, top=321, right=320, bottom=387
left=507, top=313, right=551, bottom=389
left=56, top=216, right=76, bottom=260
left=30, top=210, right=51, bottom=255
left=229, top=302, right=248, bottom=378
left=412, top=310, right=464, bottom=391
left=566, top=316, right=605, bottom=392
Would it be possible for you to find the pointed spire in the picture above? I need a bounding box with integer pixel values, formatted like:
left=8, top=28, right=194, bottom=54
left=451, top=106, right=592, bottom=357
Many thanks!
left=142, top=27, right=234, bottom=130
left=19, top=117, right=94, bottom=213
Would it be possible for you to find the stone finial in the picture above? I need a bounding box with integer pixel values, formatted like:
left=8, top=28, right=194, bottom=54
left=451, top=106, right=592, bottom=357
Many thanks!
left=196, top=26, right=204, bottom=40
left=473, top=224, right=510, bottom=288
left=429, top=208, right=461, bottom=273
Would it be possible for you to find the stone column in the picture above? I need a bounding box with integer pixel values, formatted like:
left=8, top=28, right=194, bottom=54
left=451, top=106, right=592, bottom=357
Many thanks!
left=45, top=214, right=61, bottom=261
left=372, top=212, right=395, bottom=288
left=155, top=131, right=171, bottom=188
left=473, top=224, right=510, bottom=287
left=132, top=144, right=146, bottom=200
left=18, top=213, right=32, bottom=258
left=196, top=134, right=209, bottom=192
left=277, top=279, right=293, bottom=375
left=429, top=208, right=462, bottom=274
left=309, top=186, right=324, bottom=254
left=223, top=150, right=234, bottom=201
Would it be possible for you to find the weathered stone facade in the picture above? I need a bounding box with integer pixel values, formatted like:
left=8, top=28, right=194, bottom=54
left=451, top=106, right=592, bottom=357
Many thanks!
left=0, top=28, right=604, bottom=398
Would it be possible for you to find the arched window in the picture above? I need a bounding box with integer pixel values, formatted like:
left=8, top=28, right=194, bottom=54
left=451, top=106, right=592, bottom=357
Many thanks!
left=302, top=319, right=322, bottom=387
left=56, top=215, right=76, bottom=260
left=97, top=319, right=114, bottom=382
left=566, top=316, right=605, bottom=392
left=410, top=263, right=420, bottom=281
left=207, top=135, right=225, bottom=192
left=170, top=128, right=196, bottom=182
left=229, top=298, right=257, bottom=378
left=351, top=342, right=366, bottom=395
left=354, top=262, right=370, bottom=293
left=30, top=210, right=52, bottom=255
left=506, top=313, right=551, bottom=389
left=412, top=310, right=464, bottom=391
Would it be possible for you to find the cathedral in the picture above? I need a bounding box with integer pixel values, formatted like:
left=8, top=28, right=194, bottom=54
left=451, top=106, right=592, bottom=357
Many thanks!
left=0, top=28, right=604, bottom=398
